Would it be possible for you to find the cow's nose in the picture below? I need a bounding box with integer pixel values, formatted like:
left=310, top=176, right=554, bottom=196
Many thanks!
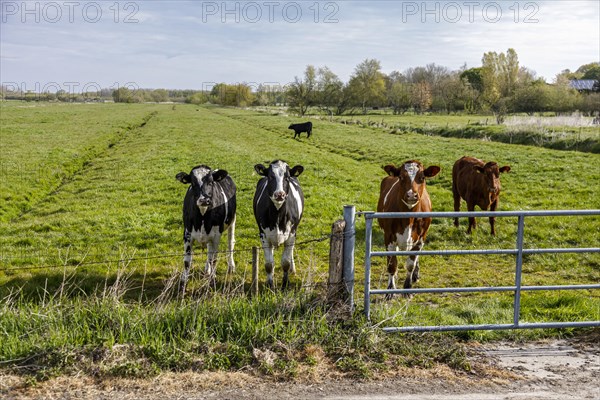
left=405, top=191, right=419, bottom=202
left=198, top=197, right=211, bottom=206
left=273, top=191, right=287, bottom=201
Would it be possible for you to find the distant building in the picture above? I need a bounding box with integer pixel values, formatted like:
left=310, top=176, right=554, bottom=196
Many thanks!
left=569, top=79, right=598, bottom=92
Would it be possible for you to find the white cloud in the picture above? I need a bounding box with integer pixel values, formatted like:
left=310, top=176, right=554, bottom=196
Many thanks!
left=1, top=1, right=598, bottom=89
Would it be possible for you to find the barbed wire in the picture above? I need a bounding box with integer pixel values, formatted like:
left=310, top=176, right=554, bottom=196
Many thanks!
left=0, top=231, right=352, bottom=272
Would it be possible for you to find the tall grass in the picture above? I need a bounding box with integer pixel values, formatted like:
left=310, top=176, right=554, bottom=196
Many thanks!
left=0, top=270, right=475, bottom=381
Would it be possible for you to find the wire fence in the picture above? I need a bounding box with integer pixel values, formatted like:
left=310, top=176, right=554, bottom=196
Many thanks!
left=0, top=232, right=337, bottom=272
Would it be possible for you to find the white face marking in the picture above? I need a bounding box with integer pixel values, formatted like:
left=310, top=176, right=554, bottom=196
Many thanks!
left=269, top=161, right=288, bottom=209
left=192, top=167, right=210, bottom=182
left=402, top=163, right=420, bottom=209
left=405, top=162, right=419, bottom=182
left=272, top=162, right=286, bottom=190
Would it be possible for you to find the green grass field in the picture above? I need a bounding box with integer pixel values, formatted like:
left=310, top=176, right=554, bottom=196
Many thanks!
left=1, top=102, right=598, bottom=380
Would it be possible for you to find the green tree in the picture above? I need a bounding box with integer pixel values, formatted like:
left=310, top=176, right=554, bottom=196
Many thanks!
left=150, top=89, right=169, bottom=103
left=411, top=81, right=432, bottom=114
left=511, top=81, right=552, bottom=114
left=287, top=65, right=317, bottom=116
left=348, top=59, right=386, bottom=114
left=481, top=48, right=520, bottom=122
left=581, top=65, right=600, bottom=81
left=386, top=72, right=412, bottom=114
left=437, top=73, right=469, bottom=114
left=315, top=66, right=345, bottom=116
left=186, top=92, right=207, bottom=105
left=210, top=83, right=254, bottom=107
left=112, top=87, right=134, bottom=103
left=576, top=62, right=600, bottom=80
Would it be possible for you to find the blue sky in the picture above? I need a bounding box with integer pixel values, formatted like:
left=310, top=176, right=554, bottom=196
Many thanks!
left=1, top=0, right=599, bottom=92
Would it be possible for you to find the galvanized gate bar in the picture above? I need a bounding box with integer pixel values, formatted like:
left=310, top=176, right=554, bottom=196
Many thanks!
left=371, top=248, right=600, bottom=257
left=366, top=210, right=600, bottom=218
left=382, top=321, right=600, bottom=333
left=361, top=209, right=600, bottom=331
left=370, top=283, right=600, bottom=295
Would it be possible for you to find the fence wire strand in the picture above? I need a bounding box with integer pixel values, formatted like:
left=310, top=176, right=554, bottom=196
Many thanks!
left=0, top=232, right=338, bottom=272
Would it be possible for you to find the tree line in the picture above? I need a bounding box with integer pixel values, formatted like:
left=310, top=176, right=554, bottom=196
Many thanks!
left=280, top=50, right=599, bottom=120
left=2, top=49, right=598, bottom=118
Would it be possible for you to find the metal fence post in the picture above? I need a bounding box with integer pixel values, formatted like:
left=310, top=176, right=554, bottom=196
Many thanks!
left=364, top=213, right=374, bottom=321
left=513, top=215, right=526, bottom=328
left=343, top=205, right=356, bottom=310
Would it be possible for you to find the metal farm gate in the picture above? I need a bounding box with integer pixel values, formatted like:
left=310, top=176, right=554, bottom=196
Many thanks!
left=342, top=207, right=600, bottom=333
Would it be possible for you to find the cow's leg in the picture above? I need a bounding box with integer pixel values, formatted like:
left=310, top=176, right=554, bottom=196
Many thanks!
left=181, top=230, right=193, bottom=293
left=385, top=242, right=398, bottom=300
left=226, top=217, right=236, bottom=273
left=452, top=185, right=461, bottom=228
left=489, top=200, right=497, bottom=236
left=205, top=235, right=220, bottom=285
left=261, top=236, right=276, bottom=289
left=404, top=239, right=424, bottom=290
left=466, top=202, right=477, bottom=234
left=281, top=235, right=296, bottom=290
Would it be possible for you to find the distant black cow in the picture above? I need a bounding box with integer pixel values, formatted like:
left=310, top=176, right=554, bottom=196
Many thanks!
left=288, top=122, right=312, bottom=139
left=175, top=165, right=236, bottom=292
left=253, top=160, right=305, bottom=289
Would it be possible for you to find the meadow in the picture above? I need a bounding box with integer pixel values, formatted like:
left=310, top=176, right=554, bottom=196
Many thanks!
left=323, top=111, right=600, bottom=153
left=1, top=102, right=598, bottom=380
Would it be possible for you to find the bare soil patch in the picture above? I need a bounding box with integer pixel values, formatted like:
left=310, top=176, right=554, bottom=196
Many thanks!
left=2, top=335, right=598, bottom=400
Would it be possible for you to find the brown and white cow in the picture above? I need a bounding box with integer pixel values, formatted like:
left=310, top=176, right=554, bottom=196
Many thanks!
left=377, top=160, right=441, bottom=296
left=452, top=156, right=511, bottom=235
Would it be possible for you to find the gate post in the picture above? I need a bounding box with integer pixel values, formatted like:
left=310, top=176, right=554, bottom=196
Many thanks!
left=342, top=205, right=356, bottom=310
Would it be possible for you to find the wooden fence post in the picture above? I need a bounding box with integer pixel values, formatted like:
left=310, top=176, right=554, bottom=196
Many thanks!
left=327, top=219, right=345, bottom=304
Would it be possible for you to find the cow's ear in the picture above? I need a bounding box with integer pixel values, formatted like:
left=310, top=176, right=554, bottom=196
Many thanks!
left=254, top=164, right=268, bottom=176
left=499, top=166, right=511, bottom=173
left=474, top=166, right=485, bottom=174
left=212, top=169, right=229, bottom=182
left=290, top=165, right=304, bottom=177
left=383, top=164, right=399, bottom=176
left=176, top=172, right=191, bottom=184
left=424, top=166, right=441, bottom=178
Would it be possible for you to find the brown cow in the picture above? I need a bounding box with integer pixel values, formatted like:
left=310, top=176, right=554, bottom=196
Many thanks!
left=452, top=156, right=511, bottom=235
left=377, top=160, right=441, bottom=297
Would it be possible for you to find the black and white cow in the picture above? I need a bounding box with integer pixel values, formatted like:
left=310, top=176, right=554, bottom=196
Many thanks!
left=253, top=160, right=305, bottom=289
left=175, top=165, right=236, bottom=292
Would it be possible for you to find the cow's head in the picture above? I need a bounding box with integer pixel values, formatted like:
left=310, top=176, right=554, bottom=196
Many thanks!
left=254, top=160, right=304, bottom=210
left=474, top=162, right=511, bottom=195
left=383, top=160, right=440, bottom=209
left=176, top=165, right=229, bottom=215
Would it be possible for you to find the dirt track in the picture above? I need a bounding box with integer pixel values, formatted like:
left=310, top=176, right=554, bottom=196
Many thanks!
left=2, top=338, right=598, bottom=400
